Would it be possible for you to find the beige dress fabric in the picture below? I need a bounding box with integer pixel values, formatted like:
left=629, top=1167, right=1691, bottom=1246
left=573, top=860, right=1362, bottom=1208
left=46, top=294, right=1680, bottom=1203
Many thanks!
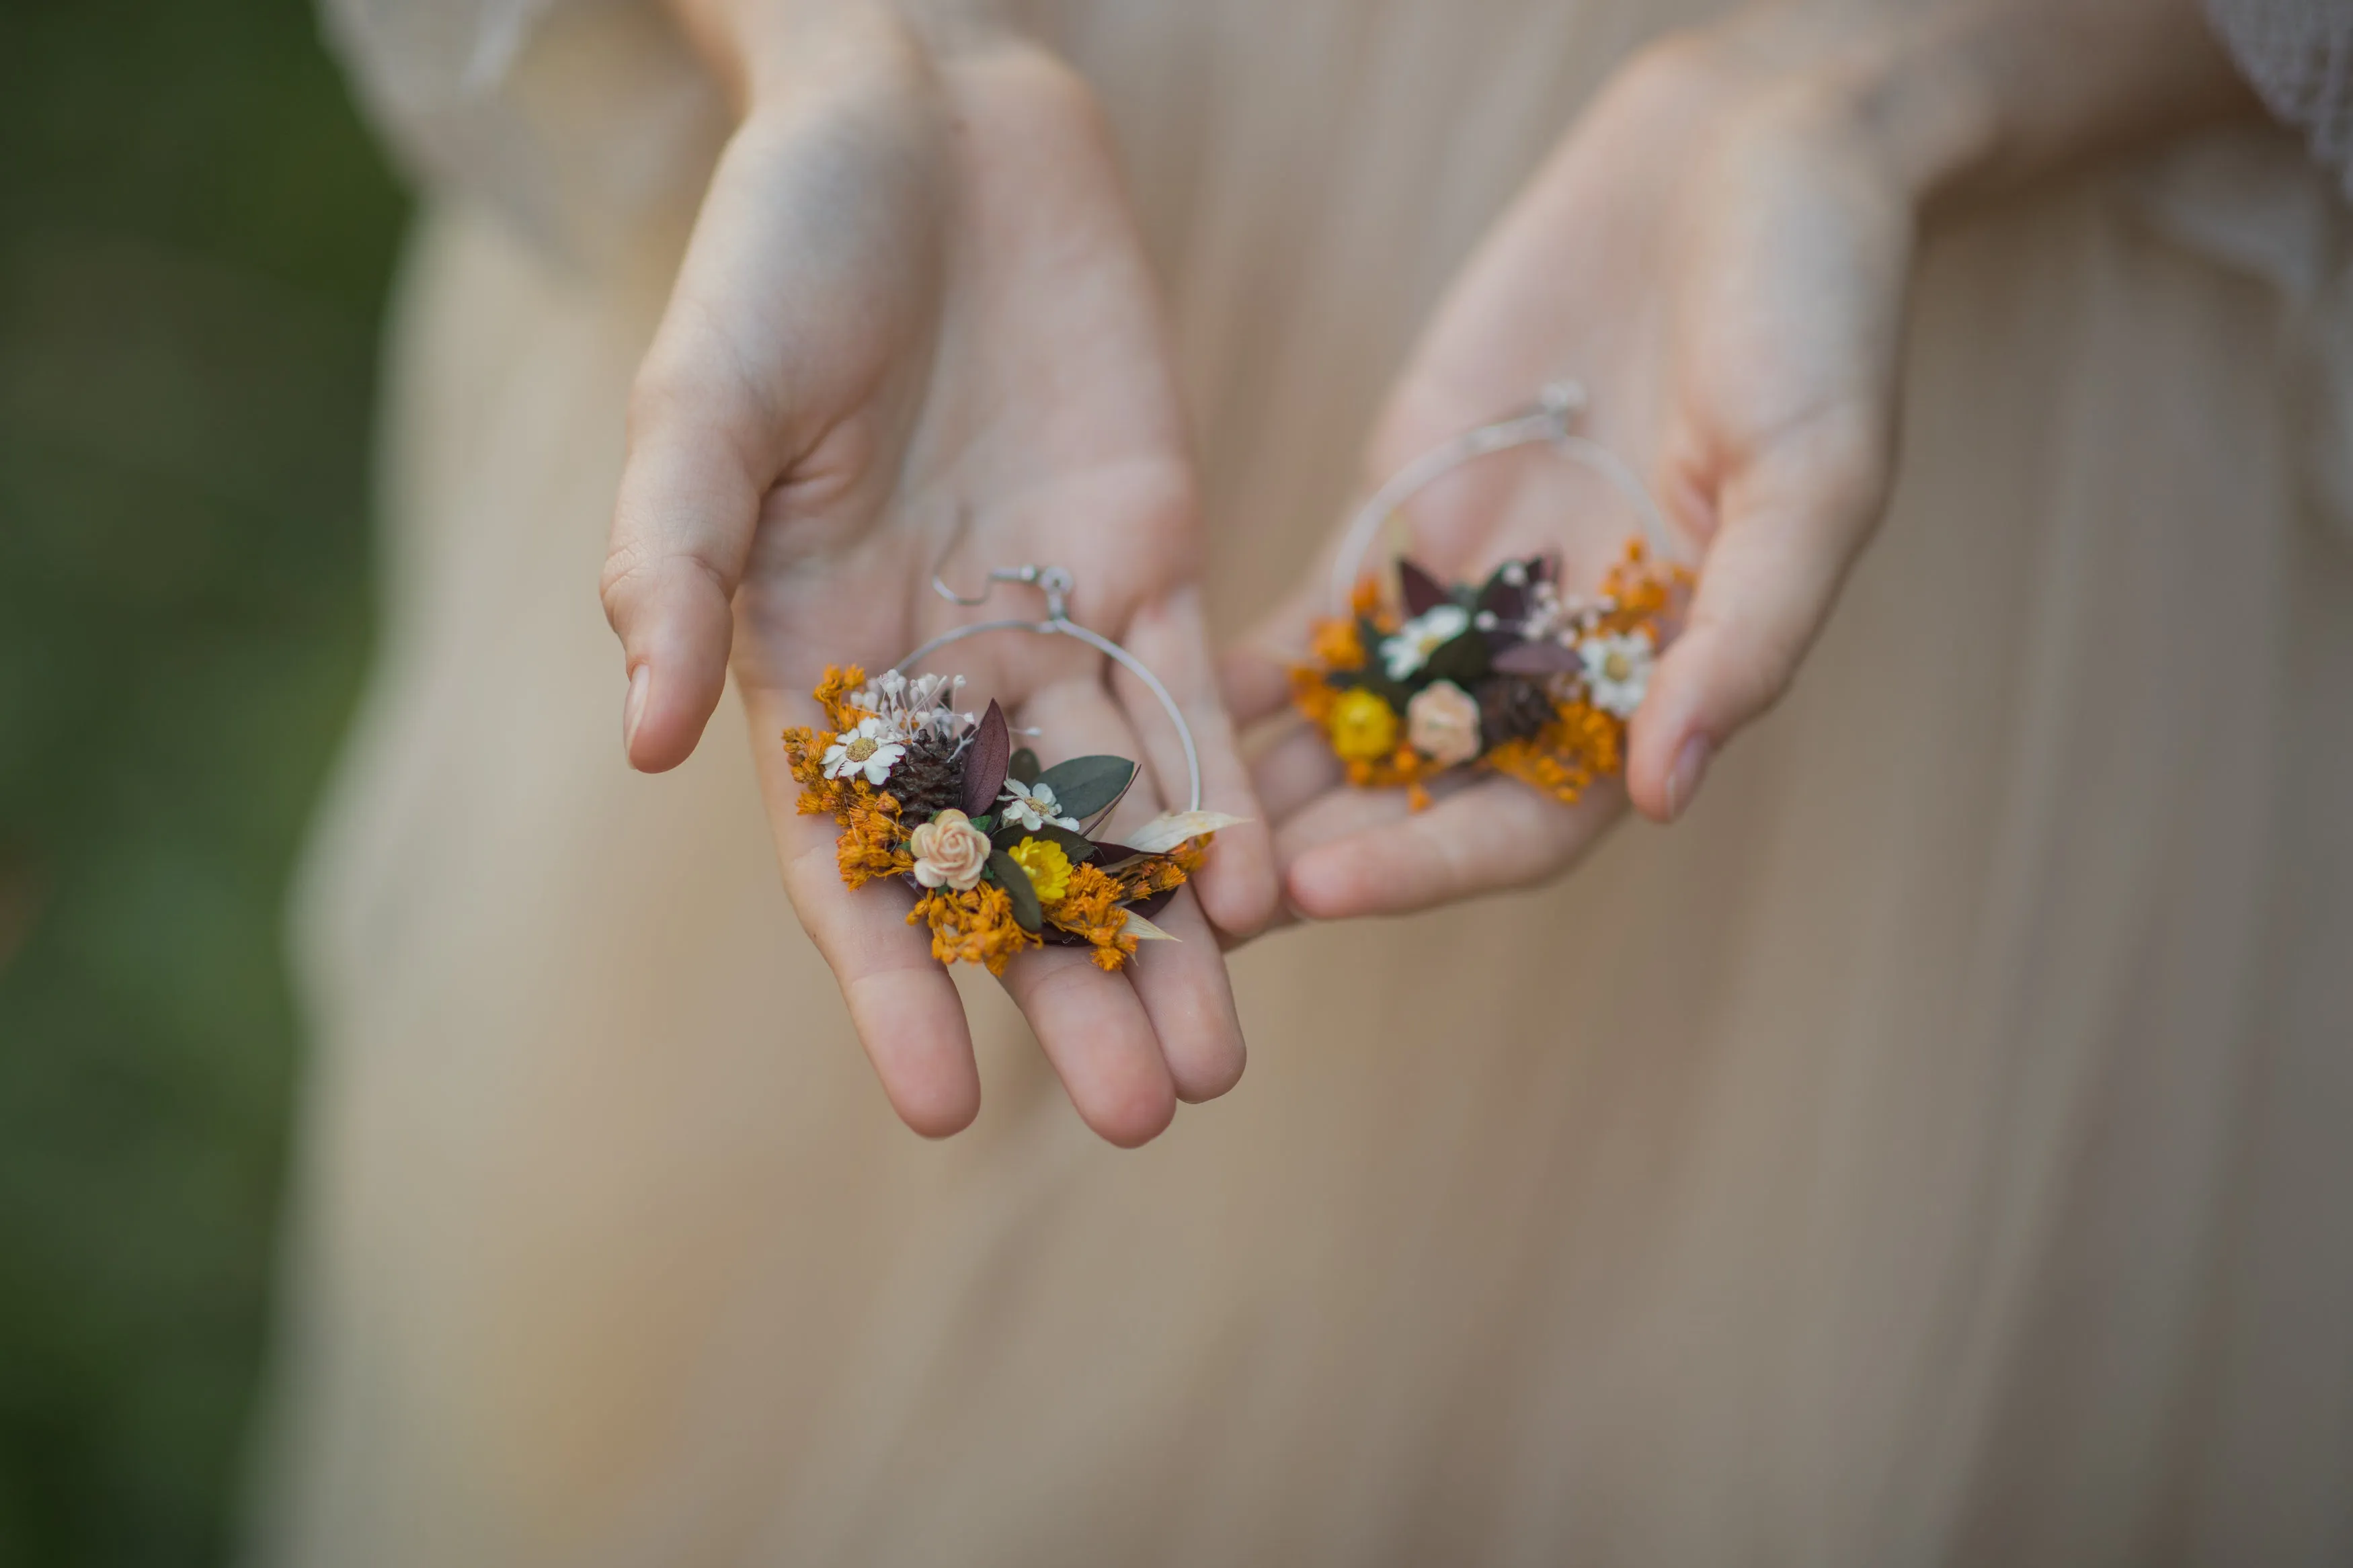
left=253, top=1, right=2353, bottom=1563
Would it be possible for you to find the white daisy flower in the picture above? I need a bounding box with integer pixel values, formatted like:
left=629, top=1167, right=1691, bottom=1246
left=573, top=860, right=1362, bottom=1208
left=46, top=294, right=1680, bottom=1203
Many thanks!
left=996, top=780, right=1080, bottom=832
left=1577, top=630, right=1655, bottom=718
left=821, top=716, right=907, bottom=786
left=1380, top=602, right=1472, bottom=681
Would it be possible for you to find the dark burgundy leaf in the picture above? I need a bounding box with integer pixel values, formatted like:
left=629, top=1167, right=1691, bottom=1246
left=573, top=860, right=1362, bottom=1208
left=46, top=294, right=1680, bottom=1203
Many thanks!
left=1477, top=569, right=1528, bottom=624
left=1131, top=886, right=1181, bottom=920
left=1493, top=640, right=1583, bottom=675
left=960, top=700, right=1010, bottom=817
left=1396, top=559, right=1449, bottom=616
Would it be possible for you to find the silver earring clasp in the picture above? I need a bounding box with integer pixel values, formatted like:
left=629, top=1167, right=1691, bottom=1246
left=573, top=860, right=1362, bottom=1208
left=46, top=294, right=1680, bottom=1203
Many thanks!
left=894, top=551, right=1201, bottom=815
left=1326, top=377, right=1677, bottom=614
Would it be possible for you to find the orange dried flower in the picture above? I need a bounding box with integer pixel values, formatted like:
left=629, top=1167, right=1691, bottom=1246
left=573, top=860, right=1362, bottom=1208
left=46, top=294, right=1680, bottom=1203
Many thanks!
left=812, top=664, right=874, bottom=733
left=1310, top=614, right=1367, bottom=671
left=1107, top=842, right=1202, bottom=901
left=837, top=793, right=913, bottom=889
left=1484, top=698, right=1625, bottom=805
left=1289, top=537, right=1689, bottom=811
left=908, top=883, right=1041, bottom=975
left=1289, top=666, right=1341, bottom=725
left=1047, top=862, right=1140, bottom=971
left=1596, top=543, right=1691, bottom=633
left=1054, top=860, right=1153, bottom=968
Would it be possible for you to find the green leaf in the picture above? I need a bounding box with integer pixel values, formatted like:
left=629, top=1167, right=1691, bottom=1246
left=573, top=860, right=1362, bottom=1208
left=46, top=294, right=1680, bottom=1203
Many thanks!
left=1007, top=747, right=1041, bottom=786
left=1421, top=629, right=1492, bottom=688
left=988, top=849, right=1042, bottom=933
left=967, top=813, right=995, bottom=833
left=1034, top=755, right=1136, bottom=823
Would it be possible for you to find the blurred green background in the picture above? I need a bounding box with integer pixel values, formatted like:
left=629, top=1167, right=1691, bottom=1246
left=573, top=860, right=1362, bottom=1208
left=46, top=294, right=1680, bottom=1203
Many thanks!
left=0, top=0, right=405, bottom=1561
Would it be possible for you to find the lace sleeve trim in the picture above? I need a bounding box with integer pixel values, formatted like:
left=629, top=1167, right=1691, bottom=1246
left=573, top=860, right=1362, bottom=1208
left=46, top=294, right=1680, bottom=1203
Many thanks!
left=2207, top=0, right=2353, bottom=201
left=319, top=0, right=725, bottom=261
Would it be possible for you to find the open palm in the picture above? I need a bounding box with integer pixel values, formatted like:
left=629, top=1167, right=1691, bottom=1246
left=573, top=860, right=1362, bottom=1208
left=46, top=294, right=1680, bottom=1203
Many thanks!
left=1233, top=30, right=1912, bottom=917
left=603, top=36, right=1275, bottom=1144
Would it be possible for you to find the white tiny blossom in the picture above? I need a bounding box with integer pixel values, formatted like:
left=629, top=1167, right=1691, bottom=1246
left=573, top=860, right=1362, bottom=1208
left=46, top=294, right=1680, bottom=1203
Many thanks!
left=1379, top=603, right=1472, bottom=681
left=996, top=780, right=1080, bottom=832
left=849, top=669, right=972, bottom=744
left=1577, top=630, right=1655, bottom=718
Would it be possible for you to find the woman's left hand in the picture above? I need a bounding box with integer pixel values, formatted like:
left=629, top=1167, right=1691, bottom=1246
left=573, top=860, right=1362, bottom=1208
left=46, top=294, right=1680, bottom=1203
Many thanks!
left=1226, top=24, right=1914, bottom=917
left=1225, top=0, right=2249, bottom=921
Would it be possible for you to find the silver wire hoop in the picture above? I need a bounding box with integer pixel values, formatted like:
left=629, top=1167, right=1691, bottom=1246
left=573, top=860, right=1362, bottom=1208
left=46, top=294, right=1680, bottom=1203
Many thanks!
left=889, top=563, right=1204, bottom=817
left=1326, top=379, right=1679, bottom=616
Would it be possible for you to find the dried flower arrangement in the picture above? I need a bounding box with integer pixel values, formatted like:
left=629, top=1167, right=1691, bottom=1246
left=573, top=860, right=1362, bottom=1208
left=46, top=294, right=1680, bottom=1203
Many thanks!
left=785, top=666, right=1234, bottom=973
left=1293, top=542, right=1691, bottom=809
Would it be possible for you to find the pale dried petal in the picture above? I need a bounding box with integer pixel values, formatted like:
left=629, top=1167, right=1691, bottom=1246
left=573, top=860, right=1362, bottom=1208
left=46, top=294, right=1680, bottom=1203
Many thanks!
left=1120, top=811, right=1250, bottom=855
left=1121, top=911, right=1180, bottom=942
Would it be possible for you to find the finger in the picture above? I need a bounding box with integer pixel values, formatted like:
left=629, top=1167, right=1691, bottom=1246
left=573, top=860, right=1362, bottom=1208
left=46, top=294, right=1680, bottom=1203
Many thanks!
left=1626, top=405, right=1889, bottom=823
left=606, top=95, right=943, bottom=774
left=1000, top=675, right=1186, bottom=1144
left=1285, top=774, right=1623, bottom=919
left=1220, top=546, right=1348, bottom=733
left=1218, top=632, right=1300, bottom=732
left=1119, top=589, right=1279, bottom=940
left=603, top=407, right=764, bottom=774
left=998, top=945, right=1176, bottom=1147
left=742, top=692, right=981, bottom=1137
left=1250, top=721, right=1344, bottom=828
left=1120, top=886, right=1246, bottom=1103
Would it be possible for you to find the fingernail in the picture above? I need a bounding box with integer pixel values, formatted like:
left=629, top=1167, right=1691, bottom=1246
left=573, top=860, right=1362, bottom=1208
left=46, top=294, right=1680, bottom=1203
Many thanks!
left=1666, top=735, right=1712, bottom=821
left=623, top=665, right=651, bottom=762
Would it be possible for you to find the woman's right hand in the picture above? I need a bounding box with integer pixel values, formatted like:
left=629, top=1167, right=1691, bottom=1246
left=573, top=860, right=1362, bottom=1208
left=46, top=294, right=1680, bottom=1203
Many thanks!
left=600, top=3, right=1277, bottom=1145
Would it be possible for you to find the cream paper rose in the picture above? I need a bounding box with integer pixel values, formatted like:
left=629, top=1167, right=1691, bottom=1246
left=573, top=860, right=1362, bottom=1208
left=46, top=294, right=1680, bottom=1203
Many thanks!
left=1406, top=679, right=1482, bottom=766
left=908, top=808, right=990, bottom=891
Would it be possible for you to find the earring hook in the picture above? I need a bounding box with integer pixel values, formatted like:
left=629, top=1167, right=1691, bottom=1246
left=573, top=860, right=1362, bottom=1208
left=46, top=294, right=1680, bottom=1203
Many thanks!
left=895, top=516, right=1201, bottom=813
left=1324, top=378, right=1677, bottom=614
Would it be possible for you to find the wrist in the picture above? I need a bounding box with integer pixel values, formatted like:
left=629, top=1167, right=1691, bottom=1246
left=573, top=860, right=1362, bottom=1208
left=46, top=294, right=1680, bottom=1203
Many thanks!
left=665, top=0, right=980, bottom=118
left=1696, top=0, right=2258, bottom=208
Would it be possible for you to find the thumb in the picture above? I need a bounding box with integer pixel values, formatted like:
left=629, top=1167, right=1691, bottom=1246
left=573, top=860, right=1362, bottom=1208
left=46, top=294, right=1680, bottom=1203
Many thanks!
left=600, top=376, right=766, bottom=773
left=1626, top=402, right=1891, bottom=822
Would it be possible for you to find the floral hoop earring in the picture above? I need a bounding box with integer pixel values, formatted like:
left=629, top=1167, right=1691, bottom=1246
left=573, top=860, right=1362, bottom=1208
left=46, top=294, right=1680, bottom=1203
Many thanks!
left=783, top=560, right=1240, bottom=974
left=1293, top=380, right=1692, bottom=809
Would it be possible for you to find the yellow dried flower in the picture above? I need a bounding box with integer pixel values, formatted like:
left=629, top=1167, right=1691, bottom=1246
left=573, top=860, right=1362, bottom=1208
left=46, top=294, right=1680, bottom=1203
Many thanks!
left=1327, top=687, right=1400, bottom=761
left=1004, top=836, right=1074, bottom=907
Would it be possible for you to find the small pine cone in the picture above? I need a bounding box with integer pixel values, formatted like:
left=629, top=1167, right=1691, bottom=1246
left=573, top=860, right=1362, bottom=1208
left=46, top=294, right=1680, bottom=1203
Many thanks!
left=888, top=733, right=966, bottom=818
left=1477, top=675, right=1556, bottom=747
